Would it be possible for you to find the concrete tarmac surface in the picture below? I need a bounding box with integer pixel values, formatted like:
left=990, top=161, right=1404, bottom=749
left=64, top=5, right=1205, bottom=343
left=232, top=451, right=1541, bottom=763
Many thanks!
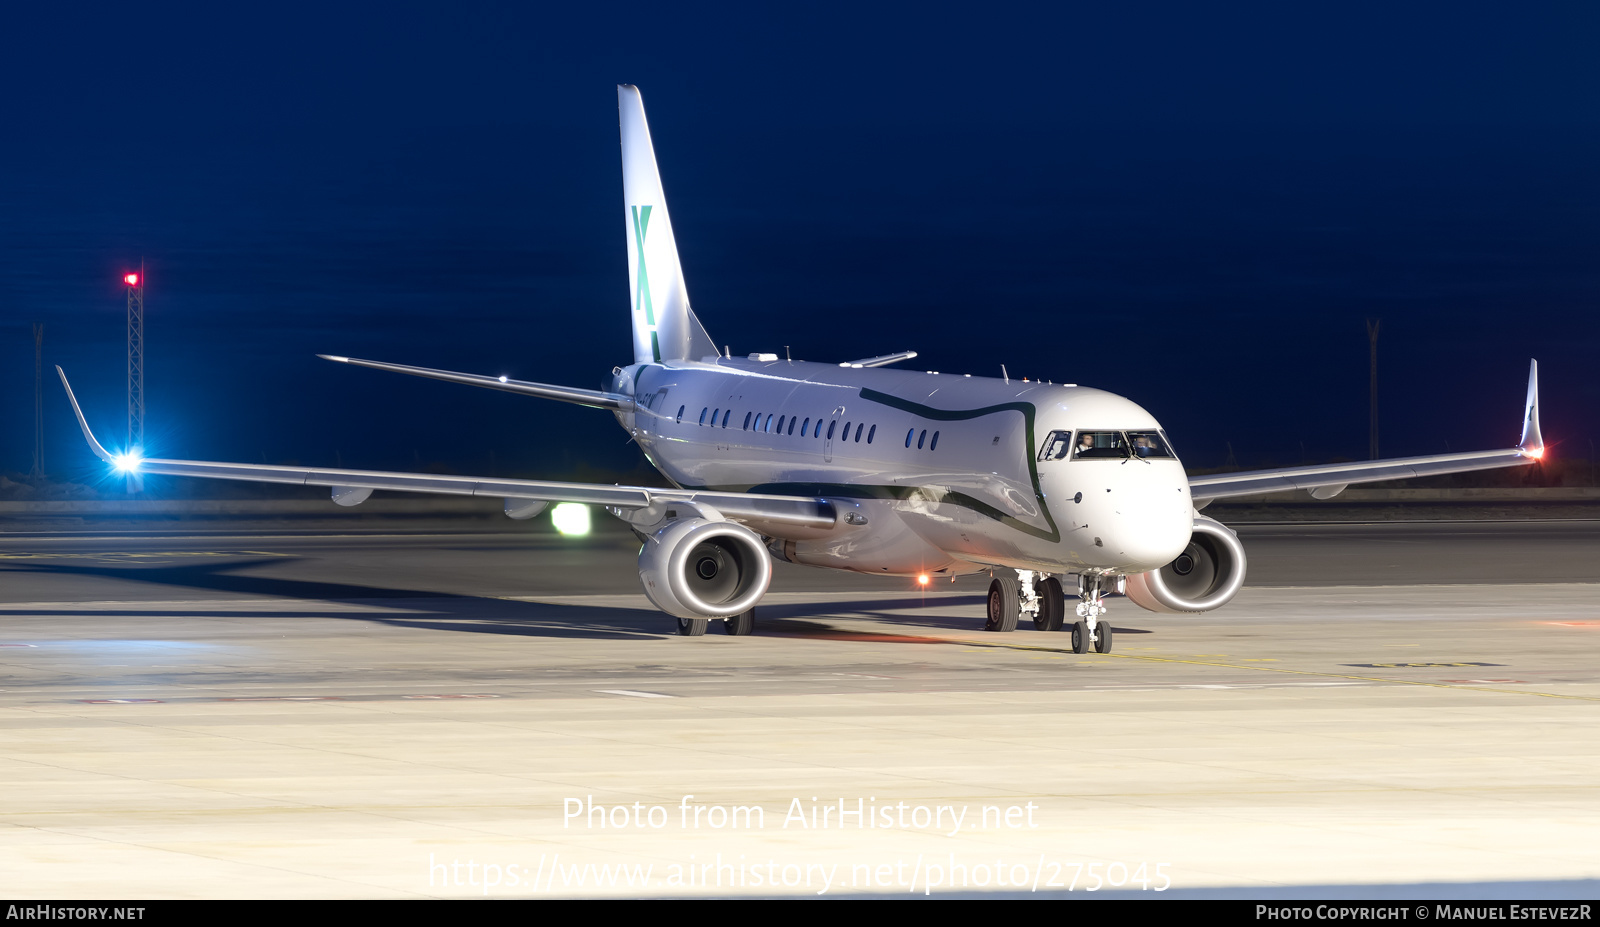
left=1, top=520, right=1597, bottom=898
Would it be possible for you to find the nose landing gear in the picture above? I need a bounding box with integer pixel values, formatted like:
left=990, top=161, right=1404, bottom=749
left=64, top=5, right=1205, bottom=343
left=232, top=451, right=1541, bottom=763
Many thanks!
left=1071, top=573, right=1121, bottom=654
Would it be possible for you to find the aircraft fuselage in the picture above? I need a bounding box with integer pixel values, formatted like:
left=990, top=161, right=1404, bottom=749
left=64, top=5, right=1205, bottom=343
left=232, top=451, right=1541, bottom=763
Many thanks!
left=619, top=357, right=1194, bottom=579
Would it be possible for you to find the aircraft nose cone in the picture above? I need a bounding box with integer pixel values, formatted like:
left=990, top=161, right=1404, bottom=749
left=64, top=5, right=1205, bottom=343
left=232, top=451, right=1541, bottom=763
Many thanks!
left=1102, top=489, right=1192, bottom=572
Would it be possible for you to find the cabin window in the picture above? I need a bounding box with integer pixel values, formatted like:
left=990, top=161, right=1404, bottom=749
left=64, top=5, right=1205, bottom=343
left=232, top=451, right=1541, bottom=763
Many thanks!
left=854, top=423, right=864, bottom=442
left=801, top=417, right=810, bottom=437
left=788, top=417, right=797, bottom=436
left=905, top=428, right=914, bottom=448
left=842, top=421, right=851, bottom=441
left=743, top=412, right=752, bottom=430
left=765, top=413, right=774, bottom=432
left=722, top=410, right=731, bottom=427
left=827, top=421, right=836, bottom=439
left=676, top=405, right=685, bottom=424
left=777, top=415, right=785, bottom=434
left=698, top=408, right=708, bottom=425
left=930, top=430, right=939, bottom=450
left=917, top=429, right=927, bottom=449
left=867, top=425, right=876, bottom=444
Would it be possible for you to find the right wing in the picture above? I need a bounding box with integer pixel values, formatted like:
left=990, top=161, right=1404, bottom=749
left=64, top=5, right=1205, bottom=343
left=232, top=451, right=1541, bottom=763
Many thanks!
left=1189, top=360, right=1544, bottom=504
left=317, top=355, right=631, bottom=410
left=58, top=367, right=834, bottom=533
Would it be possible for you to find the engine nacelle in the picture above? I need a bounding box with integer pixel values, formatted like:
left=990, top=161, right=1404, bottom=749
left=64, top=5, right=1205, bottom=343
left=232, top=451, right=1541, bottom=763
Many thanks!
left=1125, top=515, right=1247, bottom=614
left=638, top=518, right=772, bottom=619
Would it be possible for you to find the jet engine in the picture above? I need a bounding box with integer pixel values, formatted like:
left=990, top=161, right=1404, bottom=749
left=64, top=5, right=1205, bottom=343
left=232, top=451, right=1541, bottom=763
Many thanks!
left=638, top=518, right=772, bottom=619
left=1124, top=515, right=1246, bottom=613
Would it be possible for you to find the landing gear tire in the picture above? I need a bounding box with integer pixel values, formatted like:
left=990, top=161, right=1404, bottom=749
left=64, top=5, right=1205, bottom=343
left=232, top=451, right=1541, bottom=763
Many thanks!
left=1094, top=620, right=1114, bottom=654
left=676, top=617, right=708, bottom=637
left=724, top=609, right=754, bottom=636
left=1070, top=620, right=1090, bottom=654
left=985, top=576, right=1020, bottom=632
left=1034, top=577, right=1065, bottom=632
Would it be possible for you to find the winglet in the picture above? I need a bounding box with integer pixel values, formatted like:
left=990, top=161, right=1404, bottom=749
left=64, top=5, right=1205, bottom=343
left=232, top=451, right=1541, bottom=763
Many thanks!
left=1519, top=359, right=1543, bottom=457
left=55, top=367, right=116, bottom=464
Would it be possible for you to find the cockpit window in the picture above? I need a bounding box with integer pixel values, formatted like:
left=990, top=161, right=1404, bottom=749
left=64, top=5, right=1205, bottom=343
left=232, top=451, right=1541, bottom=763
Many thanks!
left=1058, top=430, right=1177, bottom=460
left=1072, top=431, right=1129, bottom=459
left=1038, top=430, right=1073, bottom=461
left=1125, top=431, right=1175, bottom=459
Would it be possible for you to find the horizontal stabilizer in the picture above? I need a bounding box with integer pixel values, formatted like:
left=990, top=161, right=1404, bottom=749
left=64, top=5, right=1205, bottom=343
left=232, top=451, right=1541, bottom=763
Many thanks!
left=318, top=355, right=630, bottom=410
left=840, top=351, right=918, bottom=369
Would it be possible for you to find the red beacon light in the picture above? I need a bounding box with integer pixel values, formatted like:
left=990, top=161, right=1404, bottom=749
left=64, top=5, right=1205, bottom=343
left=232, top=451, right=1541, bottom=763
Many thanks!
left=123, top=273, right=140, bottom=287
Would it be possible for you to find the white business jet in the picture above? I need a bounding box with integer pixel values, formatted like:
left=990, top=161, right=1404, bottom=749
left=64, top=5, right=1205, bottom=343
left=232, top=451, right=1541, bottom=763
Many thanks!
left=58, top=86, right=1546, bottom=652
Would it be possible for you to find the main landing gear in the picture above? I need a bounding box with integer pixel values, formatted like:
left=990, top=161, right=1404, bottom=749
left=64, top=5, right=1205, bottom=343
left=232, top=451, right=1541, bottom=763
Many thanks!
left=985, top=569, right=1115, bottom=653
left=676, top=608, right=755, bottom=636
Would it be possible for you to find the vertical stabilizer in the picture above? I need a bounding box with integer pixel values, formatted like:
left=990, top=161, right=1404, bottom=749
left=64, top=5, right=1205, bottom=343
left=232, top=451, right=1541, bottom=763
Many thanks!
left=619, top=85, right=717, bottom=364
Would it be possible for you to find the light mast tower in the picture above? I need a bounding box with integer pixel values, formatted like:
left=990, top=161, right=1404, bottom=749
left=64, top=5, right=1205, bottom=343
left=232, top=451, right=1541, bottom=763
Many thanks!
left=125, top=263, right=145, bottom=492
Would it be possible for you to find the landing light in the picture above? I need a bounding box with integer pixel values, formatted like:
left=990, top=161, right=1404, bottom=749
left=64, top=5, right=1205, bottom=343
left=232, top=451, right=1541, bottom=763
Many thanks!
left=112, top=452, right=142, bottom=473
left=498, top=375, right=508, bottom=383
left=917, top=574, right=930, bottom=586
left=552, top=503, right=591, bottom=537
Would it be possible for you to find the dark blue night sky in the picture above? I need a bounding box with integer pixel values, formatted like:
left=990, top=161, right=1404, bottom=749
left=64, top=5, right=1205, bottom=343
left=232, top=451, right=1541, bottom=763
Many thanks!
left=3, top=3, right=1596, bottom=487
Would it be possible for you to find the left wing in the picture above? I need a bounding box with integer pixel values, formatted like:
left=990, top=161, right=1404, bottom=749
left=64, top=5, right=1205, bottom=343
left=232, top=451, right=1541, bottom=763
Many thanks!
left=57, top=367, right=835, bottom=533
left=1189, top=360, right=1544, bottom=504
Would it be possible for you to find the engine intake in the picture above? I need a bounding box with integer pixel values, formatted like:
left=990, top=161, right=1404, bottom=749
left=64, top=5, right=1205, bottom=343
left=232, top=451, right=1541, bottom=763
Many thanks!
left=638, top=518, right=772, bottom=619
left=1125, top=515, right=1246, bottom=613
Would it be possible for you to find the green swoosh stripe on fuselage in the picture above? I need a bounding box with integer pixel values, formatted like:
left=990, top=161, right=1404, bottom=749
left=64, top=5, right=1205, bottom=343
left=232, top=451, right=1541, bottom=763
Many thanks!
left=688, top=388, right=1061, bottom=543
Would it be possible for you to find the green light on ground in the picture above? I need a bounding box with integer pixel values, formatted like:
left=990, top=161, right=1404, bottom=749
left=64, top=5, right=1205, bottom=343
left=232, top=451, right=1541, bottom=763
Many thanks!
left=552, top=503, right=591, bottom=537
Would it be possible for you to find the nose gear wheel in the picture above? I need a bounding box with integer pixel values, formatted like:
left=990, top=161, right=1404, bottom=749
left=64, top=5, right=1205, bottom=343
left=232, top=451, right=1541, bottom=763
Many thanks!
left=1071, top=620, right=1090, bottom=653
